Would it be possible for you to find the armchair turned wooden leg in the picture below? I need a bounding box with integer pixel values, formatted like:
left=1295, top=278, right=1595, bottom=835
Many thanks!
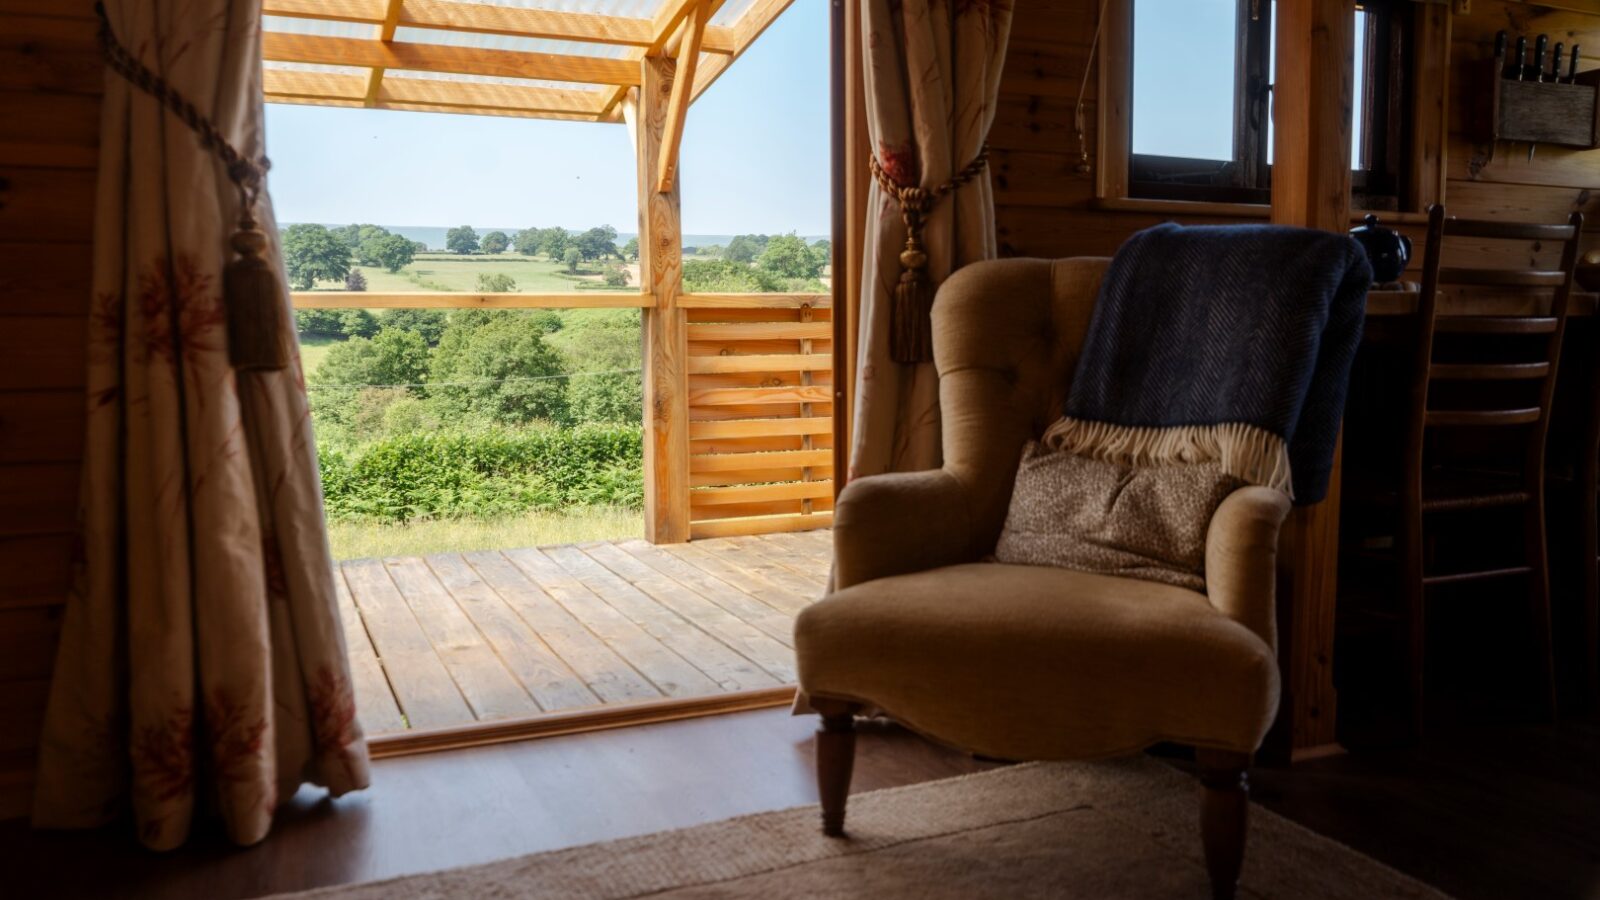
left=812, top=698, right=859, bottom=837
left=1196, top=749, right=1251, bottom=900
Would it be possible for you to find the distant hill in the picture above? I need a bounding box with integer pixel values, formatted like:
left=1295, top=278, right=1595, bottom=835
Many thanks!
left=291, top=224, right=826, bottom=253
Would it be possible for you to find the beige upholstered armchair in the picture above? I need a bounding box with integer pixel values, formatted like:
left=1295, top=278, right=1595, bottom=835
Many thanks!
left=795, top=258, right=1290, bottom=900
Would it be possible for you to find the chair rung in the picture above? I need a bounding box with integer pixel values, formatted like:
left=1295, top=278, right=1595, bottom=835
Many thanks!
left=1436, top=268, right=1568, bottom=288
left=1425, top=408, right=1541, bottom=426
left=1422, top=565, right=1534, bottom=586
left=1429, top=362, right=1550, bottom=381
left=1421, top=491, right=1530, bottom=512
left=1434, top=316, right=1558, bottom=335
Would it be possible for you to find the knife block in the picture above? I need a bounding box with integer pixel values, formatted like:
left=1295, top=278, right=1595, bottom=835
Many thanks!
left=1485, top=61, right=1600, bottom=150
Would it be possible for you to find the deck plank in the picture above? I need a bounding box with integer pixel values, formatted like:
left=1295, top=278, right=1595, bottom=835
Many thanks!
left=654, top=540, right=814, bottom=617
left=463, top=551, right=662, bottom=705
left=611, top=539, right=802, bottom=636
left=384, top=557, right=539, bottom=722
left=332, top=567, right=407, bottom=735
left=505, top=547, right=721, bottom=698
left=424, top=553, right=600, bottom=714
left=755, top=531, right=833, bottom=571
left=695, top=536, right=828, bottom=600
left=550, top=544, right=780, bottom=692
left=591, top=541, right=797, bottom=681
left=340, top=559, right=474, bottom=730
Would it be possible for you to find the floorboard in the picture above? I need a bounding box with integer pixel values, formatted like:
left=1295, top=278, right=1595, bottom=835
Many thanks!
left=7, top=709, right=1594, bottom=900
left=341, top=559, right=472, bottom=730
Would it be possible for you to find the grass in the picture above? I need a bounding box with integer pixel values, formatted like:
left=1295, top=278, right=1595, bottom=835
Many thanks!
left=306, top=253, right=635, bottom=294
left=297, top=333, right=338, bottom=379
left=325, top=506, right=642, bottom=560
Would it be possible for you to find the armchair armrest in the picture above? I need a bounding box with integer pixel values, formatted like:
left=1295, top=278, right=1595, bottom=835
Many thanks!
left=832, top=469, right=980, bottom=590
left=1204, top=486, right=1292, bottom=651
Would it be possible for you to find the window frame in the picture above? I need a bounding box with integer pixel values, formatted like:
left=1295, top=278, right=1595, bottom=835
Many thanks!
left=1122, top=0, right=1411, bottom=209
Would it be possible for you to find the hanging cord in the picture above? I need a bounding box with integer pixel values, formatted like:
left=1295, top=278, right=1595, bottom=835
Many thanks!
left=868, top=145, right=989, bottom=364
left=1073, top=0, right=1114, bottom=175
left=95, top=2, right=289, bottom=371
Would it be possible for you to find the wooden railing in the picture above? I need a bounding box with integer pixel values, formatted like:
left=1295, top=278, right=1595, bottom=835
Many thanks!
left=289, top=289, right=835, bottom=542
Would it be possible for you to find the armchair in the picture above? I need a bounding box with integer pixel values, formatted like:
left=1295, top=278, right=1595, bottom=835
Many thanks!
left=795, top=258, right=1290, bottom=900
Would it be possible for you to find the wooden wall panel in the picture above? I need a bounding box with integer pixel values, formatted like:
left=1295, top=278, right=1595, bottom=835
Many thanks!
left=0, top=0, right=97, bottom=821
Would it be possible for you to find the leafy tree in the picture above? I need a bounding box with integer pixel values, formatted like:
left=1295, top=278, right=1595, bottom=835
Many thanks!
left=476, top=272, right=518, bottom=293
left=575, top=225, right=619, bottom=261
left=682, top=258, right=784, bottom=293
left=810, top=238, right=832, bottom=272
left=724, top=234, right=769, bottom=264
left=361, top=233, right=416, bottom=273
left=540, top=227, right=571, bottom=260
left=513, top=227, right=543, bottom=256
left=481, top=230, right=510, bottom=254
left=430, top=315, right=569, bottom=425
left=757, top=232, right=822, bottom=279
left=282, top=223, right=351, bottom=290
left=299, top=308, right=380, bottom=339
left=698, top=244, right=724, bottom=257
left=308, top=328, right=432, bottom=435
left=622, top=237, right=640, bottom=261
left=446, top=225, right=480, bottom=255
left=411, top=240, right=429, bottom=253
left=380, top=308, right=450, bottom=346
left=602, top=264, right=630, bottom=288
left=563, top=247, right=582, bottom=273
left=344, top=269, right=368, bottom=292
left=553, top=310, right=642, bottom=425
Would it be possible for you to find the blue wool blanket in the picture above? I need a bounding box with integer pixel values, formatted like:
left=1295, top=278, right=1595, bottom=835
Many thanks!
left=1046, top=223, right=1371, bottom=504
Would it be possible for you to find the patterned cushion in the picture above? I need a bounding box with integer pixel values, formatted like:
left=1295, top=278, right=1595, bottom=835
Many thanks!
left=994, top=443, right=1244, bottom=591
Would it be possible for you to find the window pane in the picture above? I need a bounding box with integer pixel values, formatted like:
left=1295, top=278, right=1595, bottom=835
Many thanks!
left=1132, top=0, right=1237, bottom=160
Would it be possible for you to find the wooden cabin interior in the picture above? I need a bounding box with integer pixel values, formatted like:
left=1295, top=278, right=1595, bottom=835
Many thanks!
left=2, top=0, right=1599, bottom=898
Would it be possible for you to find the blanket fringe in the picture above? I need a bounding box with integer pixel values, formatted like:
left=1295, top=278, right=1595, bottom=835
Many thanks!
left=1041, top=416, right=1295, bottom=499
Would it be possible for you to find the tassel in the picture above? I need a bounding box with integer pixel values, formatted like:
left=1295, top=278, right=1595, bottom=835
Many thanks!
left=890, top=239, right=934, bottom=364
left=224, top=219, right=290, bottom=371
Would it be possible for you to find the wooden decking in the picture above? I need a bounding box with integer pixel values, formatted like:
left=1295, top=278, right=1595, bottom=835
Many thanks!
left=334, top=530, right=831, bottom=737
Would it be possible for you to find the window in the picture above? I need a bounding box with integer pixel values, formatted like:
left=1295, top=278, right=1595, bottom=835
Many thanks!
left=1128, top=0, right=1410, bottom=207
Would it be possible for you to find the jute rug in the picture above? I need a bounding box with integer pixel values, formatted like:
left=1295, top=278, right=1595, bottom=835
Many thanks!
left=273, top=757, right=1449, bottom=899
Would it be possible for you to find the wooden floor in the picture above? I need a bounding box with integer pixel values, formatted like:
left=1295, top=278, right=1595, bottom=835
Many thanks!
left=5, top=709, right=1596, bottom=900
left=336, top=530, right=832, bottom=736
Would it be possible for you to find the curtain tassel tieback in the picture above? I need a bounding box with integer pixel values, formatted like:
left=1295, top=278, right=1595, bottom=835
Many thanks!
left=94, top=3, right=289, bottom=371
left=869, top=145, right=989, bottom=364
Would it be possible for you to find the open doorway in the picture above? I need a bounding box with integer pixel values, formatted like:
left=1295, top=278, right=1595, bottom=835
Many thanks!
left=260, top=0, right=835, bottom=743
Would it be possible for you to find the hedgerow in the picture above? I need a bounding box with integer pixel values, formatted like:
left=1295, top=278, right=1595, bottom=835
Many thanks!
left=319, top=425, right=643, bottom=523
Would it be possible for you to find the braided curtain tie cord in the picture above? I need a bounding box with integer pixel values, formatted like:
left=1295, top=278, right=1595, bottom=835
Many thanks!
left=868, top=146, right=990, bottom=270
left=93, top=2, right=270, bottom=220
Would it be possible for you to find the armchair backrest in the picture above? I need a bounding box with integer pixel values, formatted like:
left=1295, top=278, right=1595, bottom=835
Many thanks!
left=932, top=257, right=1110, bottom=553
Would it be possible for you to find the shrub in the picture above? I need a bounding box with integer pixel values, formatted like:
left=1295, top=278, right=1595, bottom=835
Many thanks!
left=476, top=272, right=518, bottom=293
left=318, top=425, right=643, bottom=523
left=429, top=313, right=569, bottom=425
left=682, top=258, right=785, bottom=293
left=602, top=264, right=630, bottom=288
left=344, top=269, right=368, bottom=292
left=296, top=307, right=378, bottom=339
left=381, top=308, right=449, bottom=345
left=563, top=247, right=582, bottom=273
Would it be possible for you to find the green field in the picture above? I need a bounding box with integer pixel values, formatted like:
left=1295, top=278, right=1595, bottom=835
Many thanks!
left=297, top=333, right=338, bottom=377
left=302, top=252, right=634, bottom=294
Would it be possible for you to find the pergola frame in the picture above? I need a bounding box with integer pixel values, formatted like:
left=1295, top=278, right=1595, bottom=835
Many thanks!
left=274, top=0, right=827, bottom=546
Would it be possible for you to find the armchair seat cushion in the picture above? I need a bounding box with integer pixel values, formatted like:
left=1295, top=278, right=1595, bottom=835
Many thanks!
left=795, top=563, right=1280, bottom=761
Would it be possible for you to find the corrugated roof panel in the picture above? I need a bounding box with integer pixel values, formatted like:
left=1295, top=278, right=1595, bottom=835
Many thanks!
left=429, top=0, right=666, bottom=17
left=262, top=15, right=380, bottom=39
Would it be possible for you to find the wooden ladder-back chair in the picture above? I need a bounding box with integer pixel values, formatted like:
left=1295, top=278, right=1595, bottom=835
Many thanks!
left=1403, top=203, right=1584, bottom=735
left=1578, top=315, right=1600, bottom=707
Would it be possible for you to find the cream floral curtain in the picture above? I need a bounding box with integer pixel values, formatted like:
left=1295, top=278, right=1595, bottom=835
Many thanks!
left=848, top=0, right=1012, bottom=477
left=32, top=0, right=369, bottom=850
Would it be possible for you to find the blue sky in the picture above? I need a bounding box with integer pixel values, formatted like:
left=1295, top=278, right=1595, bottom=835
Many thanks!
left=263, top=0, right=829, bottom=235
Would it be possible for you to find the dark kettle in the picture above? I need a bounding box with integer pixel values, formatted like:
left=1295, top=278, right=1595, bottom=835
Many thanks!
left=1349, top=214, right=1412, bottom=284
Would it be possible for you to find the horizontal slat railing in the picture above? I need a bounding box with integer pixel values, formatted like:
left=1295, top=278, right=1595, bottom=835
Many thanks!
left=686, top=293, right=834, bottom=539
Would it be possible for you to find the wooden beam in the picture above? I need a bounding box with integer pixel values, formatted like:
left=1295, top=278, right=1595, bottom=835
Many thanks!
left=598, top=0, right=728, bottom=124
left=364, top=0, right=406, bottom=108
left=263, top=0, right=739, bottom=54
left=627, top=61, right=691, bottom=544
left=262, top=32, right=642, bottom=87
left=264, top=68, right=609, bottom=115
left=1268, top=0, right=1356, bottom=759
left=690, top=0, right=794, bottom=103
left=656, top=0, right=706, bottom=193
